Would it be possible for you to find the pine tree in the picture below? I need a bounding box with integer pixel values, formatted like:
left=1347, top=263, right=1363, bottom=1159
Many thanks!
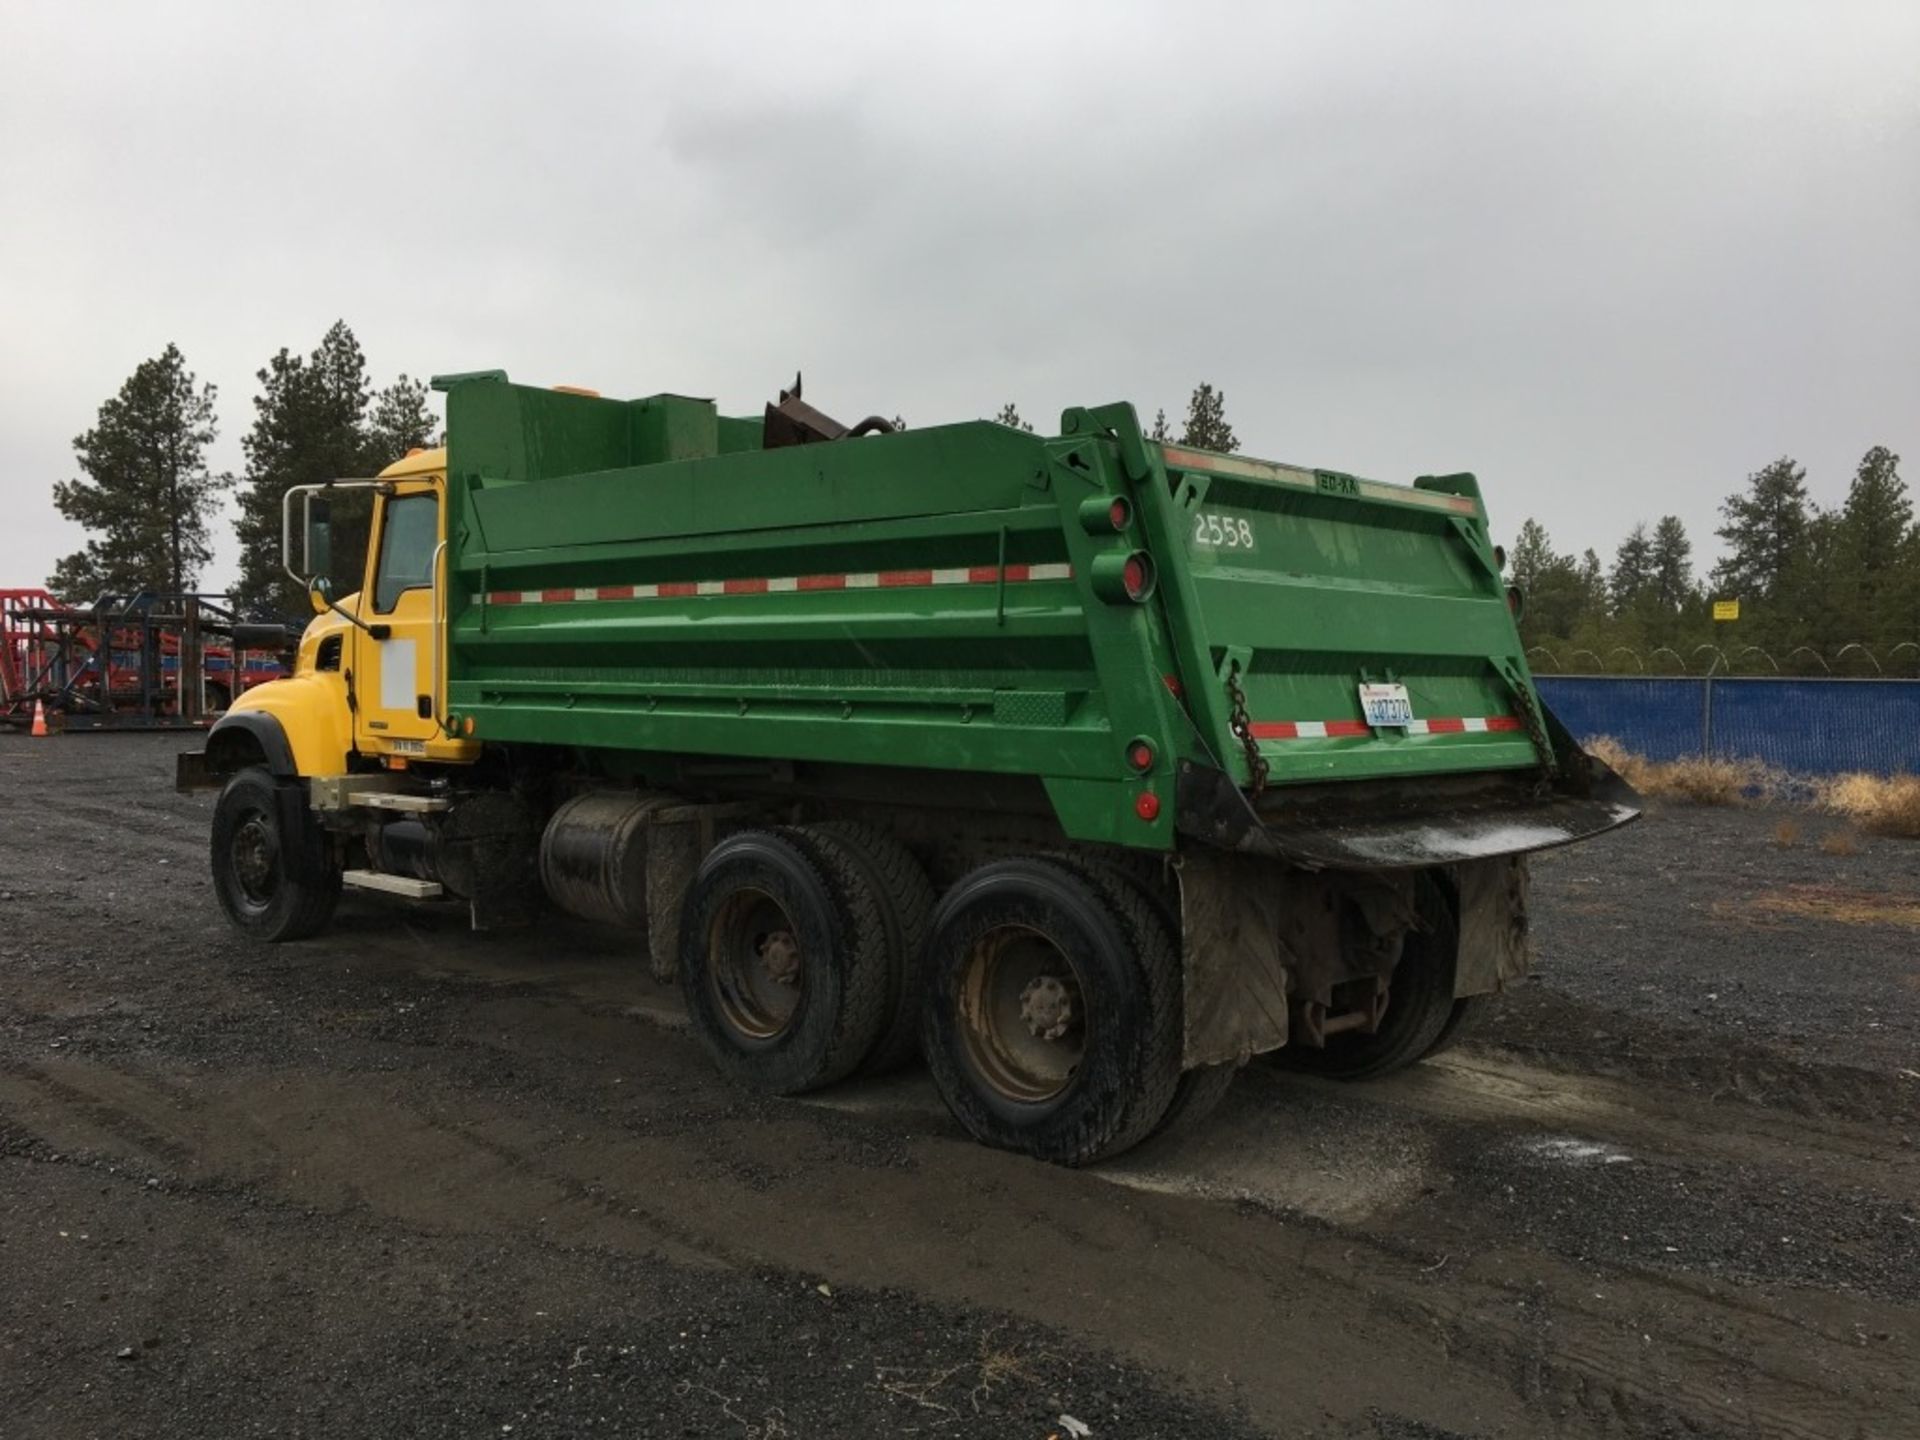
left=1147, top=408, right=1172, bottom=442
left=1832, top=446, right=1911, bottom=649
left=1576, top=548, right=1608, bottom=617
left=1503, top=519, right=1589, bottom=642
left=1770, top=510, right=1841, bottom=655
left=992, top=403, right=1035, bottom=433
left=1608, top=523, right=1654, bottom=613
left=1890, top=527, right=1920, bottom=672
left=1834, top=447, right=1909, bottom=575
left=48, top=344, right=222, bottom=600
left=364, top=375, right=439, bottom=469
left=1506, top=519, right=1556, bottom=594
left=1712, top=457, right=1811, bottom=603
left=228, top=326, right=441, bottom=618
left=1178, top=383, right=1238, bottom=453
left=1649, top=516, right=1694, bottom=611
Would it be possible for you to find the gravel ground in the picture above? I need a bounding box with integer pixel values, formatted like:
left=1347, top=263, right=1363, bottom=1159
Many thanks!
left=3, top=735, right=1918, bottom=1439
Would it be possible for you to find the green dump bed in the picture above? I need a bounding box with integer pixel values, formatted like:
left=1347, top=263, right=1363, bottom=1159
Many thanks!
left=441, top=377, right=1634, bottom=863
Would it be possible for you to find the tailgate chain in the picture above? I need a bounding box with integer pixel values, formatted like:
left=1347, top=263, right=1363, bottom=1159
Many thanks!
left=1516, top=687, right=1558, bottom=792
left=1225, top=661, right=1270, bottom=797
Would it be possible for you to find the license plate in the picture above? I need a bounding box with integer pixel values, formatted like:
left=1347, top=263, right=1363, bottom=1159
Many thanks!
left=1358, top=683, right=1413, bottom=728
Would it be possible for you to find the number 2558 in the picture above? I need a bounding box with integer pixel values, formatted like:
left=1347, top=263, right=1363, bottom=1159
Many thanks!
left=1192, top=512, right=1255, bottom=550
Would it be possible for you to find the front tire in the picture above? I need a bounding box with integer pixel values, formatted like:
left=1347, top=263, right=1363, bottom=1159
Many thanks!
left=209, top=766, right=340, bottom=942
left=922, top=858, right=1181, bottom=1165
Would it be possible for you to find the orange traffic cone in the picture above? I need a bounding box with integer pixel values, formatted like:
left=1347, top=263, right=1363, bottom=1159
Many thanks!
left=30, top=699, right=49, bottom=738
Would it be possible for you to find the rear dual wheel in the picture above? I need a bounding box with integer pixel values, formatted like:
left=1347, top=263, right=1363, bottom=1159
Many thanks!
left=1281, top=877, right=1471, bottom=1080
left=677, top=828, right=892, bottom=1095
left=682, top=836, right=1211, bottom=1165
left=807, top=822, right=935, bottom=1075
left=921, top=858, right=1186, bottom=1166
left=1043, top=855, right=1240, bottom=1144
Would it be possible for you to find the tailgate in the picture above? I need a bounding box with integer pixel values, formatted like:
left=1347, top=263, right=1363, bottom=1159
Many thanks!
left=1155, top=445, right=1540, bottom=787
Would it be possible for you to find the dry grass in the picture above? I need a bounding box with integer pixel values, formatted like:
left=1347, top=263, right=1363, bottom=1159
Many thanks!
left=1585, top=740, right=1920, bottom=835
left=1584, top=736, right=1777, bottom=806
left=1819, top=773, right=1920, bottom=838
left=870, top=1326, right=1049, bottom=1418
left=1730, top=884, right=1920, bottom=930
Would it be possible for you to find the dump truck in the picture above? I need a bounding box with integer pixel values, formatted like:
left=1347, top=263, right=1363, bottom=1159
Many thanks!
left=179, top=372, right=1638, bottom=1164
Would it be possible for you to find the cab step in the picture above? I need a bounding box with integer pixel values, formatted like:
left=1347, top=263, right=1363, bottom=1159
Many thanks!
left=348, top=791, right=451, bottom=813
left=341, top=869, right=444, bottom=899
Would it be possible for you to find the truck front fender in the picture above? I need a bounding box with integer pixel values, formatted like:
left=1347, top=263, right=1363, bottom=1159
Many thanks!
left=207, top=711, right=297, bottom=776
left=178, top=711, right=300, bottom=792
left=203, top=676, right=354, bottom=782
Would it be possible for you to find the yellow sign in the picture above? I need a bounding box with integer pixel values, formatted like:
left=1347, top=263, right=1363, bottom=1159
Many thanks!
left=1712, top=599, right=1740, bottom=622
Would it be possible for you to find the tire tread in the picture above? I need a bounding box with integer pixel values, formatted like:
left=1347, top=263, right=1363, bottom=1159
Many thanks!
left=808, top=821, right=935, bottom=1075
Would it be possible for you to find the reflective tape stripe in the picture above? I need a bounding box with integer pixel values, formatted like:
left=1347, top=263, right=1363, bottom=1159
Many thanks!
left=1253, top=714, right=1522, bottom=740
left=483, top=562, right=1074, bottom=608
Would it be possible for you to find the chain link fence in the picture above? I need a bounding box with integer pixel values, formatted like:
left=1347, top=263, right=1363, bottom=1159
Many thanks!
left=1536, top=676, right=1920, bottom=776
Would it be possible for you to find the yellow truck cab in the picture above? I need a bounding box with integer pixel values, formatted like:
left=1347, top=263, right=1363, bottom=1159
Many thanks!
left=208, top=448, right=479, bottom=781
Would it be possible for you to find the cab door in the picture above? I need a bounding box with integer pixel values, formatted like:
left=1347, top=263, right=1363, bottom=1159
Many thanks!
left=353, top=485, right=442, bottom=753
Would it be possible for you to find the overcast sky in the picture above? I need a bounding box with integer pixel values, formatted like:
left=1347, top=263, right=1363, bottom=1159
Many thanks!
left=3, top=1, right=1915, bottom=594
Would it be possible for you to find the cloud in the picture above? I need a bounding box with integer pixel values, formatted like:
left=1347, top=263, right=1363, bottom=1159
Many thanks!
left=3, top=1, right=1915, bottom=595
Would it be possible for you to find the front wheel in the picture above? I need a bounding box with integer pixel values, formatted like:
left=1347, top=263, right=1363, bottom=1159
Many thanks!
left=209, top=766, right=341, bottom=941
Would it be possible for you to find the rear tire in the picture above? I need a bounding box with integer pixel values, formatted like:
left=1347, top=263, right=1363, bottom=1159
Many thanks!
left=922, top=858, right=1181, bottom=1165
left=1281, top=879, right=1456, bottom=1081
left=808, top=822, right=935, bottom=1076
left=1050, top=854, right=1238, bottom=1143
left=210, top=766, right=340, bottom=942
left=1420, top=995, right=1487, bottom=1062
left=678, top=829, right=890, bottom=1096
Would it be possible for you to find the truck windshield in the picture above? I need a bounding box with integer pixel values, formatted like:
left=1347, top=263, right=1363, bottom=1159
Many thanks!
left=373, top=494, right=438, bottom=612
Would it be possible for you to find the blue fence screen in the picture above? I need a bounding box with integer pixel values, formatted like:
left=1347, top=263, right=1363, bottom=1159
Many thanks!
left=1536, top=677, right=1920, bottom=777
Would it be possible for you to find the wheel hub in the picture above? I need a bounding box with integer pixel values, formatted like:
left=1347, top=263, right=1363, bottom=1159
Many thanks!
left=758, top=929, right=802, bottom=987
left=231, top=816, right=279, bottom=904
left=708, top=890, right=807, bottom=1042
left=956, top=927, right=1087, bottom=1104
left=1019, top=974, right=1074, bottom=1041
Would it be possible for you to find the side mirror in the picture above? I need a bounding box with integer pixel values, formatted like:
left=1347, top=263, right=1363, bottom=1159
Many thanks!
left=305, top=497, right=333, bottom=581
left=307, top=575, right=333, bottom=616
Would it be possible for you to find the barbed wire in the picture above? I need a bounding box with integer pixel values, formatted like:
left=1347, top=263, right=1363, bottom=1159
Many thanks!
left=1530, top=640, right=1918, bottom=677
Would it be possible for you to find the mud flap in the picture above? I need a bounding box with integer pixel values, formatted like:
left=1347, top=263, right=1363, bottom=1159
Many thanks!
left=1178, top=851, right=1434, bottom=1067
left=1447, top=854, right=1530, bottom=996
left=644, top=819, right=700, bottom=983
left=1176, top=850, right=1295, bottom=1067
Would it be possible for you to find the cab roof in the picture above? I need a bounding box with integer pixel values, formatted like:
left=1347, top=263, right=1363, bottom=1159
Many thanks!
left=376, top=446, right=447, bottom=480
